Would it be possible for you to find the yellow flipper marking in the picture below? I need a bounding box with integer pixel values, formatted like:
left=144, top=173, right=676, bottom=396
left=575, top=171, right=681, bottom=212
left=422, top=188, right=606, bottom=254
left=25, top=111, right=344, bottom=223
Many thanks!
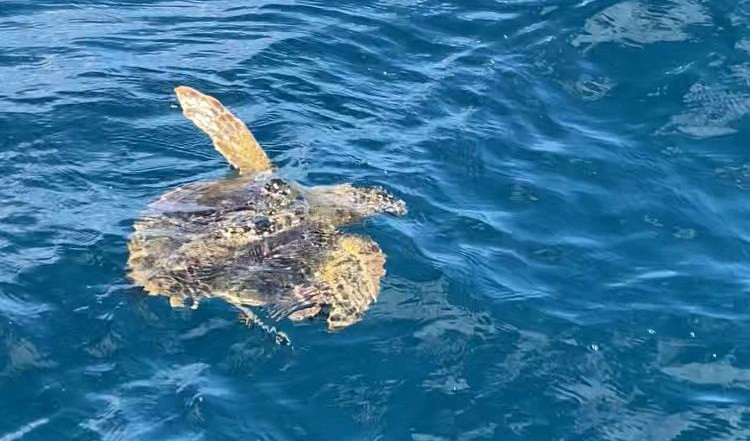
left=174, top=86, right=271, bottom=174
left=318, top=235, right=385, bottom=330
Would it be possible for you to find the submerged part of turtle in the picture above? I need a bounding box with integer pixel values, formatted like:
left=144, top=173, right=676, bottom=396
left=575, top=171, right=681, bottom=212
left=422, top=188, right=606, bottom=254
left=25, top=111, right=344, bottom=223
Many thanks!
left=127, top=86, right=406, bottom=332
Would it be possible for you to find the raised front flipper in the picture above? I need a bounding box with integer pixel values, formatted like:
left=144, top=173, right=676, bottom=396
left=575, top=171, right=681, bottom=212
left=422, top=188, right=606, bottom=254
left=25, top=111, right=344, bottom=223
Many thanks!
left=174, top=86, right=272, bottom=175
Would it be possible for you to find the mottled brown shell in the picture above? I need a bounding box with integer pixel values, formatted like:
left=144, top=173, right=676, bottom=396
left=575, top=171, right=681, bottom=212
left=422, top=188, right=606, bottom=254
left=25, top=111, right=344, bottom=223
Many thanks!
left=126, top=86, right=406, bottom=331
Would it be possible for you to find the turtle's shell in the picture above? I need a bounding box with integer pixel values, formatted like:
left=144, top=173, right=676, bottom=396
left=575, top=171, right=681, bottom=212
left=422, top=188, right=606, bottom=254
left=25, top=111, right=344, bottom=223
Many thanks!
left=127, top=86, right=398, bottom=330
left=127, top=172, right=335, bottom=311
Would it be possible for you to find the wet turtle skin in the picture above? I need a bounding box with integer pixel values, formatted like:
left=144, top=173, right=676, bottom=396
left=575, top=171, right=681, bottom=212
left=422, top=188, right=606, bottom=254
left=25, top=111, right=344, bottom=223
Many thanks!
left=127, top=86, right=406, bottom=331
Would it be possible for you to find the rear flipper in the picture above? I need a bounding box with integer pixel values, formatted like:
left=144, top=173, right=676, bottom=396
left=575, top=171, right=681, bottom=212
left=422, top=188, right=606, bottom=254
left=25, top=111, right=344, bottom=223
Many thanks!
left=236, top=305, right=291, bottom=346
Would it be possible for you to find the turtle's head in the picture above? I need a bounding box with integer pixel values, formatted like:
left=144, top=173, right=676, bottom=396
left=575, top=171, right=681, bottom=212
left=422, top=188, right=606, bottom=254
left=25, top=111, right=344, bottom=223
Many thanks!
left=363, top=186, right=407, bottom=217
left=307, top=184, right=407, bottom=225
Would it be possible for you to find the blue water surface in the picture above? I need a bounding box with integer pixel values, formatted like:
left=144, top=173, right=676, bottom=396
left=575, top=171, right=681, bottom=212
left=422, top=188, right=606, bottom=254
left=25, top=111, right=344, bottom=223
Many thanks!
left=2, top=0, right=750, bottom=439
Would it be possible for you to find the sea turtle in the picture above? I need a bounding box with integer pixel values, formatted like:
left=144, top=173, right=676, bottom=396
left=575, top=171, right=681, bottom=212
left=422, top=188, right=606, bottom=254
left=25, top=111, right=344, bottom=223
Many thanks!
left=127, top=86, right=406, bottom=335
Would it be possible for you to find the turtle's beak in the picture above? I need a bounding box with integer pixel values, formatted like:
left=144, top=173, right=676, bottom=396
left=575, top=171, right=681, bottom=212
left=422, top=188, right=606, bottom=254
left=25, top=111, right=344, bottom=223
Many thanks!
left=388, top=197, right=407, bottom=216
left=376, top=188, right=407, bottom=217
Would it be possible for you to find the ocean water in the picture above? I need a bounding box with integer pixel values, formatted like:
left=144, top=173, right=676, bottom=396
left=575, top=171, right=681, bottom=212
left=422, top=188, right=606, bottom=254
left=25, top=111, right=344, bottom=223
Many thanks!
left=2, top=0, right=750, bottom=439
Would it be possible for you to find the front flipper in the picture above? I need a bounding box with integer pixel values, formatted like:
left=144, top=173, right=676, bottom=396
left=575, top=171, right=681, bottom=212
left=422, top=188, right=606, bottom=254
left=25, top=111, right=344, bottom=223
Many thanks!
left=262, top=234, right=386, bottom=330
left=322, top=234, right=386, bottom=330
left=299, top=234, right=386, bottom=330
left=174, top=86, right=272, bottom=175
